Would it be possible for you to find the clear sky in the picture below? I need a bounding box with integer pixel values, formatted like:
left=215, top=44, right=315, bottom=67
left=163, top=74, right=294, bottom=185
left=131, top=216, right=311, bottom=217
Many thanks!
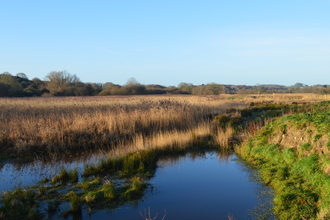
left=1, top=1, right=329, bottom=86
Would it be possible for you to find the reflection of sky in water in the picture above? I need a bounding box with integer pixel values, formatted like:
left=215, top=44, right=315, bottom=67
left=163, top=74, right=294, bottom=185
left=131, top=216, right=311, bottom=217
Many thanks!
left=0, top=151, right=275, bottom=219
left=83, top=152, right=274, bottom=220
left=0, top=154, right=106, bottom=192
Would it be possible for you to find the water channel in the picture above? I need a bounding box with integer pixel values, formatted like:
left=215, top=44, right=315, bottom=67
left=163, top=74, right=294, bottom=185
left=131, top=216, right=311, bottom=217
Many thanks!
left=0, top=151, right=275, bottom=219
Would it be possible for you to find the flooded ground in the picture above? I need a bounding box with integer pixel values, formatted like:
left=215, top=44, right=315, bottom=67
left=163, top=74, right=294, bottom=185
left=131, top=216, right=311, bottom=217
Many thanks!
left=0, top=151, right=275, bottom=219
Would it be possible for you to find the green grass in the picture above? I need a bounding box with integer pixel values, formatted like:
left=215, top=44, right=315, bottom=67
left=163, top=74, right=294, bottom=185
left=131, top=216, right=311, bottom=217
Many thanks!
left=51, top=168, right=78, bottom=185
left=99, top=181, right=116, bottom=199
left=77, top=177, right=102, bottom=190
left=237, top=101, right=330, bottom=219
left=83, top=150, right=158, bottom=177
left=0, top=187, right=43, bottom=220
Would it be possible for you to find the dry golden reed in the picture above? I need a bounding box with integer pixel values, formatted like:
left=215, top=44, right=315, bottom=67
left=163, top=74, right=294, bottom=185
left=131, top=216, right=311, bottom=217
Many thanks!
left=0, top=95, right=241, bottom=158
left=215, top=126, right=235, bottom=149
left=0, top=94, right=328, bottom=159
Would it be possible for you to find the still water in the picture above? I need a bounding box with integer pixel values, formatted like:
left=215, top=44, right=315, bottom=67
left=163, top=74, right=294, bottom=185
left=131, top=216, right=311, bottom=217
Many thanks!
left=94, top=151, right=275, bottom=220
left=0, top=151, right=274, bottom=219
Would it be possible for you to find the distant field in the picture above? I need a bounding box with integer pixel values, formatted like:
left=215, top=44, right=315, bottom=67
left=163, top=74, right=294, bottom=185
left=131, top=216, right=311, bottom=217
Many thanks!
left=0, top=93, right=329, bottom=160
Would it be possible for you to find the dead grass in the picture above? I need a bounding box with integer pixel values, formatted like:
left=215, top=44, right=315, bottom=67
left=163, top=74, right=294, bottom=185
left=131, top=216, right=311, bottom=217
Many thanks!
left=0, top=95, right=241, bottom=159
left=1, top=94, right=328, bottom=160
left=215, top=126, right=235, bottom=149
left=224, top=93, right=330, bottom=104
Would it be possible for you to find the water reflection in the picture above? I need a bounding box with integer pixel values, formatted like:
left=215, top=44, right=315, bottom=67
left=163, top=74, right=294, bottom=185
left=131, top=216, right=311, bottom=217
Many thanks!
left=157, top=150, right=232, bottom=167
left=234, top=158, right=275, bottom=219
left=97, top=151, right=275, bottom=220
left=0, top=150, right=275, bottom=219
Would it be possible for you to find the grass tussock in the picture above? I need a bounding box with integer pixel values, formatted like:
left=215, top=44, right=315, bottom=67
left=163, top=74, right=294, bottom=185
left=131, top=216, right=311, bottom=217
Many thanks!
left=83, top=150, right=158, bottom=177
left=0, top=188, right=42, bottom=220
left=51, top=168, right=78, bottom=185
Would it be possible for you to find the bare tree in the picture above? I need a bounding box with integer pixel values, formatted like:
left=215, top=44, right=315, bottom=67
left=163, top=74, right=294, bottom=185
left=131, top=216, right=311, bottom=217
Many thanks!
left=126, top=77, right=140, bottom=86
left=45, top=70, right=80, bottom=95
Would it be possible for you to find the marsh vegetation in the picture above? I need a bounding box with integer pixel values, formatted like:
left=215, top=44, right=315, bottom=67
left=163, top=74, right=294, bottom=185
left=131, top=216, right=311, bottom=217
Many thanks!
left=0, top=94, right=330, bottom=219
left=0, top=95, right=243, bottom=160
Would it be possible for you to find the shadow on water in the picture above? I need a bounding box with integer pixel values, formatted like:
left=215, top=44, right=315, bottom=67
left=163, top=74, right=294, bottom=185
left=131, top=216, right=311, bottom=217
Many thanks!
left=0, top=150, right=275, bottom=220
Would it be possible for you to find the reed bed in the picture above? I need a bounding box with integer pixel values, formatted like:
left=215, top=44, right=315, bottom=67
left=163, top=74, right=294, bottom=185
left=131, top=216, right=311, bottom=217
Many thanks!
left=1, top=94, right=328, bottom=160
left=224, top=93, right=330, bottom=104
left=0, top=95, right=242, bottom=159
left=214, top=127, right=235, bottom=150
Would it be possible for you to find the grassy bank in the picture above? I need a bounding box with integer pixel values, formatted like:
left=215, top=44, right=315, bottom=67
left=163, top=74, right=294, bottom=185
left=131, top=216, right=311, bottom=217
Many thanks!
left=236, top=101, right=330, bottom=219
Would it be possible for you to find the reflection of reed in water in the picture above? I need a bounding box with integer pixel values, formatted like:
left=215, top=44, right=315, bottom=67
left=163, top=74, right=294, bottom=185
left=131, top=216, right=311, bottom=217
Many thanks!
left=157, top=150, right=233, bottom=167
left=0, top=123, right=213, bottom=192
left=216, top=150, right=232, bottom=163
left=157, top=152, right=196, bottom=167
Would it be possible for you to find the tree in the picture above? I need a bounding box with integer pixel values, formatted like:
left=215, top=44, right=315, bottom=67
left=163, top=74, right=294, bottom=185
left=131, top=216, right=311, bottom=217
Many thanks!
left=0, top=82, right=9, bottom=96
left=191, top=85, right=204, bottom=95
left=103, top=82, right=121, bottom=91
left=204, top=83, right=223, bottom=95
left=45, top=70, right=80, bottom=95
left=178, top=82, right=194, bottom=94
left=292, top=82, right=305, bottom=88
left=0, top=72, right=24, bottom=96
left=119, top=77, right=146, bottom=95
left=125, top=77, right=140, bottom=86
left=16, top=73, right=28, bottom=79
left=124, top=84, right=146, bottom=95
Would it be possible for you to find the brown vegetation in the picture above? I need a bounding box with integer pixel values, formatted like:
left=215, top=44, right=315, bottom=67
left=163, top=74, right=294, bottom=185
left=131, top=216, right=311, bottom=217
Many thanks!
left=0, top=95, right=239, bottom=159
left=0, top=94, right=328, bottom=160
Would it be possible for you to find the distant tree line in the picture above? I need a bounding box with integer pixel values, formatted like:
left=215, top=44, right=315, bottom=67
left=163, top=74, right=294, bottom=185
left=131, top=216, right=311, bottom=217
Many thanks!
left=0, top=71, right=329, bottom=97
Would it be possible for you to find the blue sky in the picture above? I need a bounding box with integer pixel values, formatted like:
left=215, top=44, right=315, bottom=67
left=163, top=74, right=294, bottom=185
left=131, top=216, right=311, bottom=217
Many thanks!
left=1, top=1, right=329, bottom=86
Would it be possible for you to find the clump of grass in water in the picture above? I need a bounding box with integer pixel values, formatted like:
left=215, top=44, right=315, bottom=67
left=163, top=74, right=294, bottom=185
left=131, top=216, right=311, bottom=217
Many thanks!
left=83, top=180, right=117, bottom=206
left=37, top=185, right=47, bottom=196
left=51, top=168, right=78, bottom=184
left=123, top=177, right=148, bottom=200
left=84, top=191, right=99, bottom=204
left=84, top=150, right=157, bottom=177
left=0, top=187, right=43, bottom=220
left=63, top=191, right=82, bottom=217
left=100, top=180, right=116, bottom=199
left=77, top=177, right=102, bottom=190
